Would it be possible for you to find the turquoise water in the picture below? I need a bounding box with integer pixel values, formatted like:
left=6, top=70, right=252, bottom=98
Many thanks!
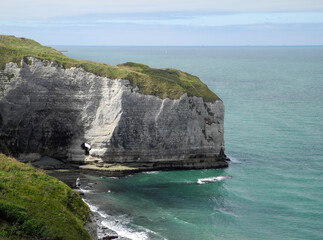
left=61, top=46, right=323, bottom=240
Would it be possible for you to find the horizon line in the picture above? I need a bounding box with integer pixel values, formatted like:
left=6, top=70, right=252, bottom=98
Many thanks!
left=50, top=44, right=323, bottom=47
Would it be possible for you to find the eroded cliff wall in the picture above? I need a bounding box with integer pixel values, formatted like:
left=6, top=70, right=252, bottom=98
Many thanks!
left=0, top=58, right=227, bottom=169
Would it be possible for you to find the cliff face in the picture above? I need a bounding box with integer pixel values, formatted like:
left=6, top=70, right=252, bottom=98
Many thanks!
left=0, top=57, right=227, bottom=170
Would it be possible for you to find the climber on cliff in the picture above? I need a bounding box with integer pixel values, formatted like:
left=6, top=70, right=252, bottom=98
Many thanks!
left=81, top=142, right=91, bottom=155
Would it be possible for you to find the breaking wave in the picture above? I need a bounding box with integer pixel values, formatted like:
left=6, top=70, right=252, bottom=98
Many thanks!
left=197, top=175, right=232, bottom=184
left=83, top=199, right=166, bottom=240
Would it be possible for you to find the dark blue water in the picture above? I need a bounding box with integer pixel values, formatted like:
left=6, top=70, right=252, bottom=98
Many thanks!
left=59, top=46, right=323, bottom=240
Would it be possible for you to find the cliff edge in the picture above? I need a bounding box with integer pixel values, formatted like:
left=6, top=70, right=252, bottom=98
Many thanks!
left=0, top=35, right=228, bottom=171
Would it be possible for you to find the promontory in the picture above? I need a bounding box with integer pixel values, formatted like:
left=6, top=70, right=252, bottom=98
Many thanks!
left=0, top=35, right=228, bottom=172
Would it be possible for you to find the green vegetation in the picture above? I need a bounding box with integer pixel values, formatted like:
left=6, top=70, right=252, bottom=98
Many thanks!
left=0, top=35, right=220, bottom=102
left=0, top=154, right=91, bottom=240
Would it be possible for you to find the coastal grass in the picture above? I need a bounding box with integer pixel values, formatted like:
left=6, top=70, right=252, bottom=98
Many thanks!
left=0, top=154, right=91, bottom=240
left=0, top=35, right=220, bottom=102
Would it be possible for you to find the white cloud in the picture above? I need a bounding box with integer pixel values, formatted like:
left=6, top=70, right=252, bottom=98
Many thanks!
left=1, top=0, right=323, bottom=20
left=2, top=22, right=323, bottom=46
left=96, top=12, right=323, bottom=26
left=2, top=12, right=322, bottom=29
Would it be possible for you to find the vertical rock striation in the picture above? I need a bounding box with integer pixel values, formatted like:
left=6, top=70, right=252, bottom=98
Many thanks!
left=0, top=57, right=227, bottom=170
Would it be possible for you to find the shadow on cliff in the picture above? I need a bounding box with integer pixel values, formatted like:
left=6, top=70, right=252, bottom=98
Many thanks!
left=0, top=64, right=90, bottom=161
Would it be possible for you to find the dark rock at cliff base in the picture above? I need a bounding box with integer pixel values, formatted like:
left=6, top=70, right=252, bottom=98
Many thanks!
left=31, top=156, right=66, bottom=169
left=102, top=236, right=118, bottom=240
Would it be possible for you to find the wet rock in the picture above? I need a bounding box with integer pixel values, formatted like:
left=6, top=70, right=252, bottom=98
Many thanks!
left=102, top=236, right=118, bottom=240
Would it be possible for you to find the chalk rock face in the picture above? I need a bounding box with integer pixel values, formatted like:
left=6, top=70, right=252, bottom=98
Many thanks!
left=0, top=58, right=227, bottom=169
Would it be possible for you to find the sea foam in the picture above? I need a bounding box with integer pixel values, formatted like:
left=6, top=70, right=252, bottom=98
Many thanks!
left=82, top=198, right=165, bottom=240
left=197, top=175, right=232, bottom=184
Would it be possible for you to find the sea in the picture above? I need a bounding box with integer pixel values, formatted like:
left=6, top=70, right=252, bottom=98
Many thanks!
left=58, top=46, right=323, bottom=240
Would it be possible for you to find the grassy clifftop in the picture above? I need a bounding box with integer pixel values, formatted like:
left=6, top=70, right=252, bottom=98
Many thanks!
left=0, top=154, right=91, bottom=240
left=0, top=35, right=220, bottom=102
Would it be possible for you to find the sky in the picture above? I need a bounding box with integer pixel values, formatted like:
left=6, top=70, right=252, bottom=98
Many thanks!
left=1, top=0, right=323, bottom=46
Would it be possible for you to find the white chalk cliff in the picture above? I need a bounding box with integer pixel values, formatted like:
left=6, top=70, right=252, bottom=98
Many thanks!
left=0, top=57, right=227, bottom=170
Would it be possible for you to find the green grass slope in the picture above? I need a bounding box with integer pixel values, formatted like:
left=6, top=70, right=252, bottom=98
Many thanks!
left=0, top=35, right=220, bottom=102
left=0, top=154, right=92, bottom=240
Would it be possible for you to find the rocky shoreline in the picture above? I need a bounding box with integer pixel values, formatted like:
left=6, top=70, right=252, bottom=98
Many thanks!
left=28, top=157, right=122, bottom=240
left=38, top=156, right=229, bottom=240
left=42, top=168, right=114, bottom=240
left=46, top=169, right=122, bottom=240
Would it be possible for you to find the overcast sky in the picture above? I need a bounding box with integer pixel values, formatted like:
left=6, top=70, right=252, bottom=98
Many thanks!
left=1, top=0, right=323, bottom=45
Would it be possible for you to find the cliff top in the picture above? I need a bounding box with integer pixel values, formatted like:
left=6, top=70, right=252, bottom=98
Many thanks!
left=0, top=35, right=220, bottom=102
left=0, top=154, right=91, bottom=240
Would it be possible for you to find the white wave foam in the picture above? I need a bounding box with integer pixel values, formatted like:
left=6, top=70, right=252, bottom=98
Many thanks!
left=228, top=155, right=242, bottom=164
left=79, top=187, right=93, bottom=193
left=98, top=211, right=109, bottom=218
left=82, top=199, right=98, bottom=212
left=82, top=198, right=163, bottom=240
left=197, top=175, right=232, bottom=184
left=101, top=218, right=149, bottom=240
left=143, top=171, right=159, bottom=174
